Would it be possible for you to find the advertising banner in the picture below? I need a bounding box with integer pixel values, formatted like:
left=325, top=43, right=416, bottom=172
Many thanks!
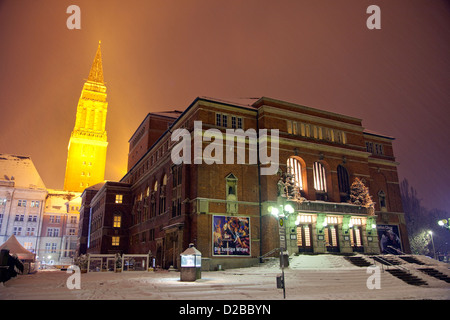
left=377, top=224, right=403, bottom=254
left=213, top=215, right=250, bottom=256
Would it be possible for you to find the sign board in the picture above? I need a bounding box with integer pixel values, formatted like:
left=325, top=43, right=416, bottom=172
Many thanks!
left=213, top=215, right=250, bottom=256
left=278, top=217, right=286, bottom=250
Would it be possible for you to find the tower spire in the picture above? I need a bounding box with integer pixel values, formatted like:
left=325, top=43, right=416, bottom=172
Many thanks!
left=87, top=40, right=104, bottom=84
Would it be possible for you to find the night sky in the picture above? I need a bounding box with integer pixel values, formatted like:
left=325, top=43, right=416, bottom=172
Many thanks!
left=0, top=1, right=449, bottom=212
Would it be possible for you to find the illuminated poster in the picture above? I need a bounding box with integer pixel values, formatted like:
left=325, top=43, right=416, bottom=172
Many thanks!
left=377, top=224, right=403, bottom=254
left=213, top=216, right=250, bottom=256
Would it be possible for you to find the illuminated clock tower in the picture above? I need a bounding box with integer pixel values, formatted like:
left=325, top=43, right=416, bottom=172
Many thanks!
left=63, top=41, right=108, bottom=192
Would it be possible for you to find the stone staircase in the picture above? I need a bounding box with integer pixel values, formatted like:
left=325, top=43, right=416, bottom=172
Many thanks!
left=386, top=269, right=428, bottom=286
left=418, top=268, right=450, bottom=283
left=344, top=256, right=372, bottom=267
left=342, top=253, right=450, bottom=287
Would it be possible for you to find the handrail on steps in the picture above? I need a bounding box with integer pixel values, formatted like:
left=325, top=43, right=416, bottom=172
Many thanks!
left=260, top=247, right=280, bottom=259
left=372, top=255, right=411, bottom=274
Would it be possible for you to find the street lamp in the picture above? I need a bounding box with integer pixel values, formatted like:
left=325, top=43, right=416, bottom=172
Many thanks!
left=437, top=219, right=449, bottom=230
left=428, top=230, right=436, bottom=260
left=268, top=202, right=295, bottom=299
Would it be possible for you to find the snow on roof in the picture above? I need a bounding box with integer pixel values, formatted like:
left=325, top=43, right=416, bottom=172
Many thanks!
left=0, top=154, right=46, bottom=190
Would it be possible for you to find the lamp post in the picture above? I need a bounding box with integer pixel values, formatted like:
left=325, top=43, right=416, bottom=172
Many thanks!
left=268, top=203, right=295, bottom=299
left=428, top=231, right=436, bottom=260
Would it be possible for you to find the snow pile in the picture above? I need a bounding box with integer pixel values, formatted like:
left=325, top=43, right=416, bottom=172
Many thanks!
left=1, top=255, right=449, bottom=300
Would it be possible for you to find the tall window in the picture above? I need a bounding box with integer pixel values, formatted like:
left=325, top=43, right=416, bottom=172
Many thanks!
left=287, top=157, right=303, bottom=190
left=172, top=165, right=183, bottom=218
left=159, top=174, right=167, bottom=215
left=115, top=194, right=123, bottom=204
left=378, top=190, right=387, bottom=211
left=313, top=162, right=327, bottom=193
left=337, top=165, right=350, bottom=202
left=222, top=115, right=228, bottom=127
left=216, top=113, right=221, bottom=126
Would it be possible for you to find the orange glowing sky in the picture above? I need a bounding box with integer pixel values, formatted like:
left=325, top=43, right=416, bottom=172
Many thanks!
left=0, top=1, right=449, bottom=211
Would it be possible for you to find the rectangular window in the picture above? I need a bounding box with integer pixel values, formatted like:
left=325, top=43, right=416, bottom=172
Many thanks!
left=216, top=113, right=221, bottom=126
left=31, top=200, right=40, bottom=208
left=70, top=216, right=77, bottom=224
left=112, top=236, right=120, bottom=246
left=287, top=120, right=293, bottom=134
left=13, top=227, right=22, bottom=235
left=18, top=200, right=27, bottom=207
left=292, top=121, right=298, bottom=135
left=300, top=123, right=306, bottom=136
left=231, top=116, right=236, bottom=129
left=222, top=114, right=228, bottom=127
left=51, top=243, right=57, bottom=253
left=115, top=194, right=123, bottom=204
left=113, top=215, right=121, bottom=228
left=305, top=124, right=311, bottom=137
left=237, top=117, right=242, bottom=129
left=69, top=228, right=76, bottom=235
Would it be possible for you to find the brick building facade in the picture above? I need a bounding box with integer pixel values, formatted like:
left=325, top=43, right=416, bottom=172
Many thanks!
left=78, top=96, right=410, bottom=270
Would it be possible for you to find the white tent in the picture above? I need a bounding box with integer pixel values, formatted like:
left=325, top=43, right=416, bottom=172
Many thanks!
left=0, top=235, right=35, bottom=261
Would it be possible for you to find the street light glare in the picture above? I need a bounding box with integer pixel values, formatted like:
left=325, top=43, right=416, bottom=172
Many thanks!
left=271, top=207, right=279, bottom=217
left=284, top=204, right=294, bottom=214
left=438, top=220, right=444, bottom=226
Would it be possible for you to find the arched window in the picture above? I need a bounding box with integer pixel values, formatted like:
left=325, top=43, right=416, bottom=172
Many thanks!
left=337, top=165, right=350, bottom=202
left=378, top=190, right=387, bottom=211
left=287, top=157, right=303, bottom=190
left=313, top=162, right=327, bottom=193
left=159, top=174, right=167, bottom=215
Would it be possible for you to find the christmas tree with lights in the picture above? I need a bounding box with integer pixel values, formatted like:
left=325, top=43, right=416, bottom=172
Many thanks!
left=349, top=177, right=374, bottom=209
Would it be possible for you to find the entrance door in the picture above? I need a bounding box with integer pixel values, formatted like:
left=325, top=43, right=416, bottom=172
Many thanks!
left=350, top=226, right=364, bottom=252
left=324, top=226, right=340, bottom=252
left=296, top=224, right=313, bottom=252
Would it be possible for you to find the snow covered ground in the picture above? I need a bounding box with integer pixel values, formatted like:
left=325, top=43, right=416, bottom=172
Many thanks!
left=1, top=254, right=449, bottom=300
